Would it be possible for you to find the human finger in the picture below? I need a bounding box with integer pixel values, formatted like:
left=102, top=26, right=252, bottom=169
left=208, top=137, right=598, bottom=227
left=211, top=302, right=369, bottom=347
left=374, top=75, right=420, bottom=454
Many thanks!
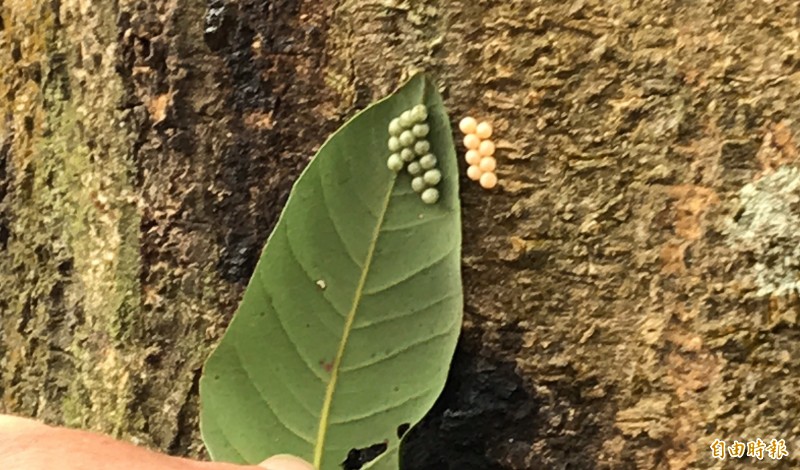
left=257, top=454, right=315, bottom=470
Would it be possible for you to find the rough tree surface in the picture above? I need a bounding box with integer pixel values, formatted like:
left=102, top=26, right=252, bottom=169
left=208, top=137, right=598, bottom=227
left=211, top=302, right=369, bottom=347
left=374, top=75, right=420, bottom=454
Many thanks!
left=1, top=0, right=799, bottom=469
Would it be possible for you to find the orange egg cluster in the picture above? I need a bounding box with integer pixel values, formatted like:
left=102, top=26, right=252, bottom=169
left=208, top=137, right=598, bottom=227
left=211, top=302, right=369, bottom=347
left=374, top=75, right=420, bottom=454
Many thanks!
left=458, top=117, right=497, bottom=189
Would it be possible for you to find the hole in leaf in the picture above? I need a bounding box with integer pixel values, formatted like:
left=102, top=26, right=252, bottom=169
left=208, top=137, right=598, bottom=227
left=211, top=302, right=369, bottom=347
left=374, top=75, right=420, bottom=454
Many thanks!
left=396, top=423, right=410, bottom=439
left=341, top=440, right=388, bottom=469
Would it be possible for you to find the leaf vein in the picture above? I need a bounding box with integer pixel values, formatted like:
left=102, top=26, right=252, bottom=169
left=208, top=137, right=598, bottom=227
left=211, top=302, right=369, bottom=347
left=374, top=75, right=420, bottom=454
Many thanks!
left=231, top=345, right=317, bottom=444
left=381, top=212, right=449, bottom=232
left=254, top=265, right=343, bottom=339
left=347, top=157, right=383, bottom=220
left=317, top=168, right=366, bottom=269
left=353, top=292, right=460, bottom=330
left=340, top=324, right=457, bottom=373
left=363, top=244, right=456, bottom=296
left=313, top=173, right=398, bottom=468
left=205, top=407, right=248, bottom=462
left=329, top=386, right=434, bottom=425
left=269, top=296, right=329, bottom=385
left=280, top=227, right=349, bottom=320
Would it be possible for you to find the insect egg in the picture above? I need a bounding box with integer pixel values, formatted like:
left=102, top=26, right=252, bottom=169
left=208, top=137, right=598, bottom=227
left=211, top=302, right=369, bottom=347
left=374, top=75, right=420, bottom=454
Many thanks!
left=388, top=137, right=401, bottom=152
left=421, top=187, right=439, bottom=204
left=463, top=134, right=481, bottom=150
left=399, top=110, right=415, bottom=128
left=419, top=154, right=437, bottom=170
left=388, top=118, right=403, bottom=137
left=480, top=171, right=498, bottom=189
left=466, top=165, right=482, bottom=181
left=407, top=161, right=422, bottom=176
left=412, top=104, right=428, bottom=122
left=387, top=154, right=403, bottom=172
left=479, top=156, right=496, bottom=172
left=475, top=121, right=493, bottom=139
left=411, top=176, right=426, bottom=193
left=423, top=169, right=442, bottom=186
left=400, top=148, right=416, bottom=162
left=465, top=150, right=481, bottom=166
left=478, top=139, right=495, bottom=156
left=414, top=140, right=431, bottom=156
left=459, top=116, right=478, bottom=134
left=399, top=130, right=415, bottom=147
left=412, top=123, right=430, bottom=138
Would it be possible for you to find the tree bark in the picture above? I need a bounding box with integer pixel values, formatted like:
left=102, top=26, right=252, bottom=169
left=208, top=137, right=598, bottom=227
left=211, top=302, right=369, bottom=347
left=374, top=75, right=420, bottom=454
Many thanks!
left=2, top=0, right=799, bottom=468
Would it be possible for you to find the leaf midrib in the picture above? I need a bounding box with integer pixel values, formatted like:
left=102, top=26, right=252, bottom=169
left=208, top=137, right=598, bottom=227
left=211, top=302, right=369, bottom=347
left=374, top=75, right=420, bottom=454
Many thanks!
left=313, top=172, right=398, bottom=469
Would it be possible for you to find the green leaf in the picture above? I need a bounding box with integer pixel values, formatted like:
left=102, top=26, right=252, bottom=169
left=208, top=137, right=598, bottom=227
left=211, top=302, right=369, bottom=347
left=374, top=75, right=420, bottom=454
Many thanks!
left=199, top=74, right=462, bottom=470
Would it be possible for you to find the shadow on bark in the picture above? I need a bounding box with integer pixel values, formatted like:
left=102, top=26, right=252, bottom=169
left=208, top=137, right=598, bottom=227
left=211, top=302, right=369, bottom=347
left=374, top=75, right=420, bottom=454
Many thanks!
left=401, top=330, right=539, bottom=470
left=402, top=325, right=604, bottom=470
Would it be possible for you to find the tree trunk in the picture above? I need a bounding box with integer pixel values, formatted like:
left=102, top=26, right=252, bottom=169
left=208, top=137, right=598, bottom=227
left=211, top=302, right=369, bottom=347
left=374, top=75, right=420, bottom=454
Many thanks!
left=2, top=0, right=799, bottom=468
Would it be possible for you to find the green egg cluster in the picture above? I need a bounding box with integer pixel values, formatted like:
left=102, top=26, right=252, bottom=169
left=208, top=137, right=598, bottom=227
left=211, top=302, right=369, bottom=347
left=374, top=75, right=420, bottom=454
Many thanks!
left=386, top=104, right=442, bottom=205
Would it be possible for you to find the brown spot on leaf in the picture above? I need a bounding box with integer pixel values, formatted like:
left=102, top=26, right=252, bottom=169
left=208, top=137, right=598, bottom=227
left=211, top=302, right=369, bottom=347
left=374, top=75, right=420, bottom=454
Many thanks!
left=319, top=359, right=333, bottom=373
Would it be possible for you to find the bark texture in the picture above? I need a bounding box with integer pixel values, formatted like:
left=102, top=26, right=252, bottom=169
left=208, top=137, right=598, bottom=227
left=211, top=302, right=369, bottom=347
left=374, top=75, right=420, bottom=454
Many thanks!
left=2, top=0, right=800, bottom=468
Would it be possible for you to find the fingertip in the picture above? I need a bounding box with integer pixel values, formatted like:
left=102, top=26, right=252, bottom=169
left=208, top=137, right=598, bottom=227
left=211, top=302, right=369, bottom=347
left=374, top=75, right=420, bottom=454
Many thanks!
left=258, top=454, right=315, bottom=470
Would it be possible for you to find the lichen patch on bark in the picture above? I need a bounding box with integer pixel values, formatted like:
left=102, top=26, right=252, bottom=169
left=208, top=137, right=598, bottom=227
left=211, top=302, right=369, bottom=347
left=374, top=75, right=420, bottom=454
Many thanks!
left=728, top=165, right=800, bottom=297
